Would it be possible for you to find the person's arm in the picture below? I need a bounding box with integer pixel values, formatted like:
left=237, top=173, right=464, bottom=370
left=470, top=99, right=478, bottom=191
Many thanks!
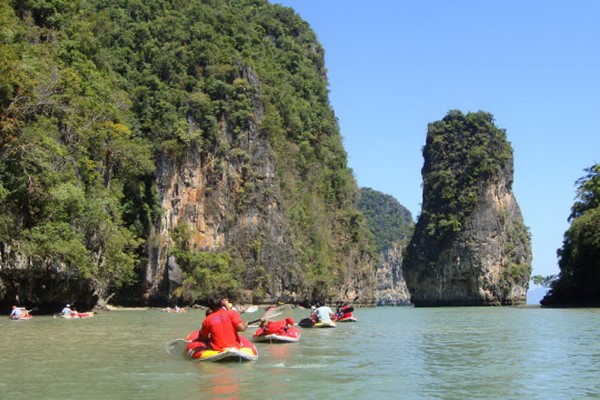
left=230, top=310, right=247, bottom=332
left=236, top=320, right=248, bottom=332
left=198, top=321, right=210, bottom=341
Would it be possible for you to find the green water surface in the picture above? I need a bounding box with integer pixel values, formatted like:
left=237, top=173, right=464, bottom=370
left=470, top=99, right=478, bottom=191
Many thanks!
left=2, top=306, right=599, bottom=399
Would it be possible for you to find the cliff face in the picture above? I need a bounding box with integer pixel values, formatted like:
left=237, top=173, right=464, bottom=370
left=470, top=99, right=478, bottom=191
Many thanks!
left=0, top=0, right=377, bottom=309
left=377, top=243, right=411, bottom=305
left=357, top=188, right=413, bottom=305
left=145, top=67, right=304, bottom=303
left=403, top=111, right=531, bottom=306
left=144, top=68, right=376, bottom=305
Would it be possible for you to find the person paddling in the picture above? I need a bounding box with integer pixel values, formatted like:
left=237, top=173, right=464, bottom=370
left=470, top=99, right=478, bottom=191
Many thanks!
left=61, top=304, right=74, bottom=317
left=9, top=305, right=22, bottom=319
left=336, top=302, right=354, bottom=319
left=312, top=303, right=334, bottom=323
left=258, top=317, right=295, bottom=335
left=197, top=296, right=248, bottom=351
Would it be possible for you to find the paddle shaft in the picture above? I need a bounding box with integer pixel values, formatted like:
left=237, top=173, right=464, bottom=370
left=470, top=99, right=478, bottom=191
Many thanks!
left=248, top=305, right=292, bottom=324
left=249, top=311, right=283, bottom=324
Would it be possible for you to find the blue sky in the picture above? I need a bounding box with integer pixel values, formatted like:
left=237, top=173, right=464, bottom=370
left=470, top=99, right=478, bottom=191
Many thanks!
left=270, top=1, right=599, bottom=282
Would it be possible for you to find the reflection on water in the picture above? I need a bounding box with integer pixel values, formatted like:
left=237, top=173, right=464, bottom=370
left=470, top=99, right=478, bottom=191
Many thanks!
left=198, top=364, right=241, bottom=400
left=1, top=307, right=600, bottom=399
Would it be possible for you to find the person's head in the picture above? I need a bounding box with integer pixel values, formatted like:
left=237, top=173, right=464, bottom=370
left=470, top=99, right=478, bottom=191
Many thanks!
left=66, top=304, right=70, bottom=308
left=207, top=296, right=222, bottom=311
left=285, top=317, right=294, bottom=326
left=12, top=305, right=16, bottom=309
left=220, top=298, right=233, bottom=309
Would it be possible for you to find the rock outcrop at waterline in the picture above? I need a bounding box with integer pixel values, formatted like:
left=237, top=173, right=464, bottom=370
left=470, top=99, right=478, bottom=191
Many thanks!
left=403, top=111, right=532, bottom=306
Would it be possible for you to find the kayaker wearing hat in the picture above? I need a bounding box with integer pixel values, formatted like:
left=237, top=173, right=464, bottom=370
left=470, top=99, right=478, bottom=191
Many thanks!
left=61, top=304, right=74, bottom=317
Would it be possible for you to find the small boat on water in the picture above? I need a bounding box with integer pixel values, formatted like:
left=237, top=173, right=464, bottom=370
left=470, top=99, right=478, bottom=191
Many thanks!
left=253, top=325, right=301, bottom=343
left=332, top=315, right=357, bottom=322
left=61, top=312, right=95, bottom=319
left=9, top=307, right=34, bottom=320
left=173, top=330, right=258, bottom=362
left=161, top=306, right=186, bottom=313
left=332, top=304, right=357, bottom=322
left=11, top=314, right=32, bottom=321
left=298, top=318, right=336, bottom=328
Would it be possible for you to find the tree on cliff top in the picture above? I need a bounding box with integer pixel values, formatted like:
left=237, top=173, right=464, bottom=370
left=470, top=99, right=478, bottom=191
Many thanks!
left=542, top=164, right=600, bottom=306
left=358, top=187, right=413, bottom=253
left=418, top=110, right=513, bottom=241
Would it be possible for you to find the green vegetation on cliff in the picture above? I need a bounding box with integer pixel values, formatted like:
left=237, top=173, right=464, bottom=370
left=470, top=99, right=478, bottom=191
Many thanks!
left=358, top=187, right=413, bottom=253
left=0, top=0, right=372, bottom=305
left=418, top=110, right=512, bottom=240
left=404, top=110, right=531, bottom=306
left=542, top=164, right=600, bottom=306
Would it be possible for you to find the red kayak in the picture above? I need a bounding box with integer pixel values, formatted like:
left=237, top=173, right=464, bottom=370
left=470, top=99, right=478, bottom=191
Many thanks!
left=332, top=315, right=358, bottom=322
left=253, top=325, right=301, bottom=343
left=11, top=314, right=32, bottom=321
left=332, top=305, right=357, bottom=322
left=62, top=312, right=95, bottom=319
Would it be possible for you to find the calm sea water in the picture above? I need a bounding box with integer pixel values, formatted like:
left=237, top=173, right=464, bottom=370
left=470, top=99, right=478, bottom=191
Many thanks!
left=2, top=306, right=599, bottom=399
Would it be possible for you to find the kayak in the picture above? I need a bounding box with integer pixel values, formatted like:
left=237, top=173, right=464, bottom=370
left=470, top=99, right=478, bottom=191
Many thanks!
left=298, top=318, right=336, bottom=328
left=333, top=305, right=356, bottom=322
left=11, top=314, right=32, bottom=321
left=162, top=307, right=186, bottom=313
left=62, top=312, right=95, bottom=319
left=183, top=330, right=258, bottom=362
left=332, top=315, right=357, bottom=322
left=253, top=326, right=301, bottom=343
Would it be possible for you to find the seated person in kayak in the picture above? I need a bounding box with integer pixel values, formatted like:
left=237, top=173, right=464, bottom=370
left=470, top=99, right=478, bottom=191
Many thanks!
left=9, top=305, right=27, bottom=319
left=220, top=297, right=238, bottom=311
left=61, top=304, right=74, bottom=317
left=258, top=317, right=295, bottom=335
left=311, top=303, right=334, bottom=323
left=197, top=296, right=248, bottom=351
left=336, top=303, right=354, bottom=319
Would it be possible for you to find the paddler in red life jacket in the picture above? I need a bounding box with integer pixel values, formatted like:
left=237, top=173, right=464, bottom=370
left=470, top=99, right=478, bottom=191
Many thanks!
left=336, top=302, right=353, bottom=319
left=258, top=317, right=295, bottom=335
left=198, top=296, right=248, bottom=351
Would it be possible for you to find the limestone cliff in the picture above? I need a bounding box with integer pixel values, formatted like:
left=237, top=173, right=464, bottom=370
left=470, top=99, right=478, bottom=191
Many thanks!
left=144, top=66, right=304, bottom=303
left=357, top=188, right=413, bottom=305
left=377, top=243, right=411, bottom=305
left=0, top=0, right=376, bottom=310
left=403, top=111, right=531, bottom=306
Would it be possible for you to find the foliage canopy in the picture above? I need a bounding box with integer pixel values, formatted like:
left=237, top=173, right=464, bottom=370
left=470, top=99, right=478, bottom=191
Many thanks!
left=542, top=164, right=600, bottom=306
left=0, top=0, right=371, bottom=303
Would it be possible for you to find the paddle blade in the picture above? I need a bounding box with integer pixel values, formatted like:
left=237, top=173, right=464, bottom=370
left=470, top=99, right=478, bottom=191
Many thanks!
left=243, top=305, right=259, bottom=314
left=166, top=339, right=190, bottom=358
left=248, top=304, right=294, bottom=324
left=263, top=305, right=293, bottom=321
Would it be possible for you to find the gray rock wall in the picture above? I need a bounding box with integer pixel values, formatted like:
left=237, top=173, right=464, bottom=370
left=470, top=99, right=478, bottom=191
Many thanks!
left=377, top=243, right=411, bottom=306
left=405, top=177, right=531, bottom=306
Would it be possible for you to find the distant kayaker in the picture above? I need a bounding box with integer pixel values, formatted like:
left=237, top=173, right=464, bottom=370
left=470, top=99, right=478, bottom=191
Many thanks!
left=221, top=298, right=237, bottom=311
left=313, top=303, right=334, bottom=323
left=61, top=304, right=74, bottom=317
left=198, top=296, right=248, bottom=351
left=336, top=303, right=353, bottom=319
left=9, top=305, right=22, bottom=319
left=259, top=317, right=295, bottom=335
